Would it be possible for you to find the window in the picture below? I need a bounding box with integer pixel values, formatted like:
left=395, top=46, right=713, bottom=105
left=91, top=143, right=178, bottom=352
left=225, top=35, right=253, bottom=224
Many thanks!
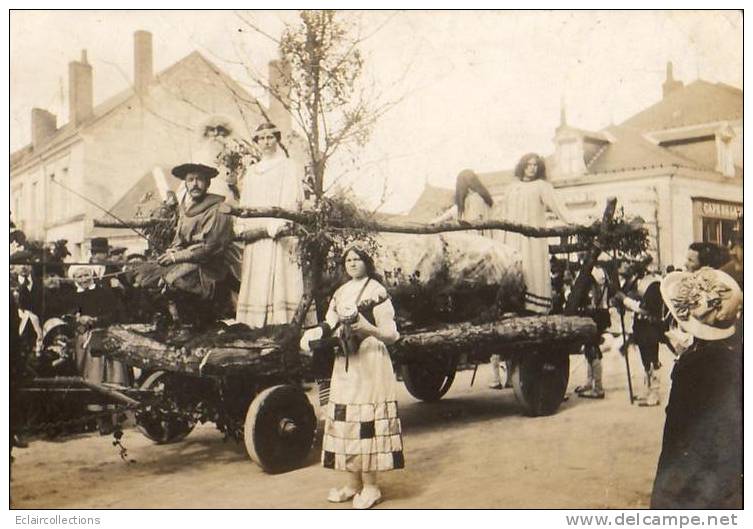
left=558, top=139, right=584, bottom=176
left=31, top=181, right=39, bottom=217
left=693, top=198, right=743, bottom=246
left=47, top=173, right=55, bottom=220
left=52, top=168, right=70, bottom=221
left=702, top=218, right=738, bottom=246
left=13, top=186, right=22, bottom=217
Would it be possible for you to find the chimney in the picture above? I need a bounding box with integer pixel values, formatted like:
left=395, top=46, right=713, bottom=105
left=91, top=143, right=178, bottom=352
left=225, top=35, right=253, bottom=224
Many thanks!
left=662, top=61, right=683, bottom=99
left=31, top=108, right=57, bottom=149
left=69, top=50, right=93, bottom=125
left=268, top=58, right=292, bottom=130
left=134, top=30, right=153, bottom=94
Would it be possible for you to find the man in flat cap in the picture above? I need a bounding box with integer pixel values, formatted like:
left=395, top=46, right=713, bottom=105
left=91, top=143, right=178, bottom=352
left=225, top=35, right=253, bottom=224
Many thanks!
left=154, top=157, right=235, bottom=328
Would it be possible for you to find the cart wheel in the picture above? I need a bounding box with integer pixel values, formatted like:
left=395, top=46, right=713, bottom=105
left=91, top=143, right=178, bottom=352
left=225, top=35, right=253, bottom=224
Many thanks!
left=244, top=385, right=316, bottom=474
left=511, top=351, right=570, bottom=417
left=401, top=355, right=457, bottom=402
left=136, top=370, right=196, bottom=444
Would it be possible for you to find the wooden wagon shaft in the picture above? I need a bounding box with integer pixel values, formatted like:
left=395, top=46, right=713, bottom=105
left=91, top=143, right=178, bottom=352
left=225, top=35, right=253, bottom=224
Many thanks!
left=25, top=376, right=141, bottom=406
left=564, top=197, right=617, bottom=315
left=393, top=315, right=596, bottom=358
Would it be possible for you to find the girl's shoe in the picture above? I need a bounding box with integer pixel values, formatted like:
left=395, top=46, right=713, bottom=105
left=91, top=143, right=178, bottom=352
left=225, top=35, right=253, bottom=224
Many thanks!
left=352, top=486, right=382, bottom=509
left=327, top=486, right=358, bottom=503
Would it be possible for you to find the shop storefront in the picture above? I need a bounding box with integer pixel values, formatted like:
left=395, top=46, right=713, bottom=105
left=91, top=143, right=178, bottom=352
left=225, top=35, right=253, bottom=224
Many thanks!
left=692, top=197, right=743, bottom=246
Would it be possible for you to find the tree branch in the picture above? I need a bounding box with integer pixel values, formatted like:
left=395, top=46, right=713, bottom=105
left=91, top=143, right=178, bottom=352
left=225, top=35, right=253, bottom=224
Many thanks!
left=95, top=209, right=598, bottom=239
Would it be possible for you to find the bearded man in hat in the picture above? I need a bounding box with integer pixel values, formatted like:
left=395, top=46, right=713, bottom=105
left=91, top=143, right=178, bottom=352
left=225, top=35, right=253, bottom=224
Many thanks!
left=153, top=157, right=235, bottom=327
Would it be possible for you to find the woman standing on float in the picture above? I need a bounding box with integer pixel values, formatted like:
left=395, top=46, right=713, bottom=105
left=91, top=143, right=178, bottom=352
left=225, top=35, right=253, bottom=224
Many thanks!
left=236, top=123, right=306, bottom=328
left=492, top=153, right=574, bottom=314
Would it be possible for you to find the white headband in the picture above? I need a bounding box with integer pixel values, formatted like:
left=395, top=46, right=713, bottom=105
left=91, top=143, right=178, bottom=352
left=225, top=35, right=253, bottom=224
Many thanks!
left=253, top=127, right=280, bottom=138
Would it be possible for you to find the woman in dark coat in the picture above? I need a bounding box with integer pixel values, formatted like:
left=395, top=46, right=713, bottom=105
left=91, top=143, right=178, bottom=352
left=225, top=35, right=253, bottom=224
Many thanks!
left=651, top=268, right=742, bottom=509
left=68, top=265, right=132, bottom=433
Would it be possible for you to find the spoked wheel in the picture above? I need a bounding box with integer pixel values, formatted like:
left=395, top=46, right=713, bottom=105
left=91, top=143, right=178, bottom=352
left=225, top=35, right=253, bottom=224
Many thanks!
left=244, top=385, right=316, bottom=474
left=511, top=350, right=570, bottom=417
left=401, top=353, right=458, bottom=402
left=136, top=370, right=196, bottom=444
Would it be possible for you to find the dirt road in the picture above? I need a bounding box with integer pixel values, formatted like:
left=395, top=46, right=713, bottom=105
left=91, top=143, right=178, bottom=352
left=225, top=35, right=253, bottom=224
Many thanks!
left=10, top=346, right=672, bottom=509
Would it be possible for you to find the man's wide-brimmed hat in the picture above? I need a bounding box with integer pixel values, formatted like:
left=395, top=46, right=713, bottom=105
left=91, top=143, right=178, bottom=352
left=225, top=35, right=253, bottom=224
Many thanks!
left=661, top=268, right=742, bottom=341
left=171, top=151, right=219, bottom=180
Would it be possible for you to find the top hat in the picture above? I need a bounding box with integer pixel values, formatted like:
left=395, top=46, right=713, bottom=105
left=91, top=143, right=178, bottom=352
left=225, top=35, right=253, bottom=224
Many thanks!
left=90, top=237, right=109, bottom=254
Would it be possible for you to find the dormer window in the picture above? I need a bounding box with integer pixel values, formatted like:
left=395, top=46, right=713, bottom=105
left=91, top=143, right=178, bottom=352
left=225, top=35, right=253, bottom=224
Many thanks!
left=648, top=120, right=740, bottom=178
left=559, top=138, right=582, bottom=176
left=553, top=126, right=610, bottom=179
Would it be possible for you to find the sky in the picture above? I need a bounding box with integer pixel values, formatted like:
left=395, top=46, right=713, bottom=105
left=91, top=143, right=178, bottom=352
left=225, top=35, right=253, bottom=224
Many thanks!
left=9, top=10, right=743, bottom=213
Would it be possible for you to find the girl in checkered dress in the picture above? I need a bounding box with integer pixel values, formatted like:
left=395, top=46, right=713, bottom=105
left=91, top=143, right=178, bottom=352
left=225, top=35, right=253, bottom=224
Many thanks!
left=305, top=242, right=404, bottom=508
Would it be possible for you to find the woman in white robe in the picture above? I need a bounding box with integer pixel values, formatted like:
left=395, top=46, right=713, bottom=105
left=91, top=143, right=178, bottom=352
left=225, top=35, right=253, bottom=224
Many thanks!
left=492, top=153, right=574, bottom=314
left=236, top=123, right=305, bottom=328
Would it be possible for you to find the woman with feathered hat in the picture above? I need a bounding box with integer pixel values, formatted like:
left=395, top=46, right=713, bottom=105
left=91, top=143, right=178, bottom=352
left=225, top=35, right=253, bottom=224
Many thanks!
left=651, top=268, right=742, bottom=508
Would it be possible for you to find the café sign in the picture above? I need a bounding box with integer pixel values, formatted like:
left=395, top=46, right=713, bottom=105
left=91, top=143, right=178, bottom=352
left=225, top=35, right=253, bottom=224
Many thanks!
left=697, top=199, right=743, bottom=220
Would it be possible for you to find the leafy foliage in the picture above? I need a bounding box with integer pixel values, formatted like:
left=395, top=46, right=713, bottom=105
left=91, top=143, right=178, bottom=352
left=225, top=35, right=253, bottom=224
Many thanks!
left=296, top=191, right=380, bottom=284
left=275, top=10, right=378, bottom=197
left=216, top=138, right=260, bottom=197
left=142, top=195, right=179, bottom=256
left=384, top=259, right=525, bottom=330
left=10, top=238, right=70, bottom=268
left=577, top=206, right=650, bottom=257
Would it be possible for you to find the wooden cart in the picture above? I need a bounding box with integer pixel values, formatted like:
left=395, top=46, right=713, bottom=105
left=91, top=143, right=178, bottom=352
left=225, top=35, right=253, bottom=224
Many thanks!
left=75, top=196, right=626, bottom=471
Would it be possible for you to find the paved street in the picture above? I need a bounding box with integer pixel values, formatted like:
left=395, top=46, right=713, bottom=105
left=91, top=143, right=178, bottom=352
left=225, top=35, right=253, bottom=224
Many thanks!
left=11, top=345, right=673, bottom=509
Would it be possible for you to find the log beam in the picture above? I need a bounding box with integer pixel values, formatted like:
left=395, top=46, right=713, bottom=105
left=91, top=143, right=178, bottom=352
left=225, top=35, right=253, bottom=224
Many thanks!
left=393, top=315, right=596, bottom=360
left=95, top=208, right=598, bottom=239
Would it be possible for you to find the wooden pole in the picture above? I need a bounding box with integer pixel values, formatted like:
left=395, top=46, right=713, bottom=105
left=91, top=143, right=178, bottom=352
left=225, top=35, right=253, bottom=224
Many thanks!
left=563, top=198, right=617, bottom=315
left=95, top=209, right=598, bottom=239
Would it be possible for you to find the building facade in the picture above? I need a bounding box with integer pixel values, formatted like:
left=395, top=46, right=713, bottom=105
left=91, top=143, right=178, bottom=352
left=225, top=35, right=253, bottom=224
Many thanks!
left=407, top=63, right=743, bottom=269
left=10, top=31, right=291, bottom=260
left=548, top=63, right=742, bottom=268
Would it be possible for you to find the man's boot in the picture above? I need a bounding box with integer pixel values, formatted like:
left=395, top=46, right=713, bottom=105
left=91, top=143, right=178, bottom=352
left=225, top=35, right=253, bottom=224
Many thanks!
left=639, top=366, right=660, bottom=407
left=575, top=360, right=594, bottom=394
left=580, top=358, right=605, bottom=399
left=488, top=354, right=503, bottom=389
left=503, top=360, right=514, bottom=388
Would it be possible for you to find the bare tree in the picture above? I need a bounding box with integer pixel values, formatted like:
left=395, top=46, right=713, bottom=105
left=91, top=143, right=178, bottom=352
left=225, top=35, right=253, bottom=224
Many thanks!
left=237, top=10, right=400, bottom=199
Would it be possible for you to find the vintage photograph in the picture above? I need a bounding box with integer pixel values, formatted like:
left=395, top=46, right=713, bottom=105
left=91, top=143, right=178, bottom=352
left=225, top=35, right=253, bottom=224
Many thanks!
left=8, top=10, right=743, bottom=511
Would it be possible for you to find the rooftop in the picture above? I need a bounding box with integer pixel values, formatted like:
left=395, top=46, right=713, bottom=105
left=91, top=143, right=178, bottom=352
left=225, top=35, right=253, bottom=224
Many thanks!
left=11, top=51, right=259, bottom=171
